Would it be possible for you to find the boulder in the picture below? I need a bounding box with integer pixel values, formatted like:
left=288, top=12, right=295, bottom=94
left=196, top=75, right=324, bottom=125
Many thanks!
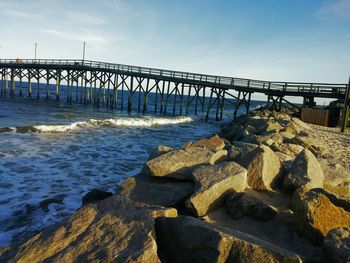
left=155, top=216, right=302, bottom=263
left=144, top=146, right=227, bottom=180
left=1, top=195, right=177, bottom=263
left=235, top=145, right=282, bottom=191
left=288, top=136, right=326, bottom=157
left=191, top=134, right=225, bottom=152
left=82, top=189, right=113, bottom=206
left=147, top=145, right=173, bottom=160
left=229, top=141, right=258, bottom=161
left=119, top=175, right=193, bottom=207
left=323, top=228, right=350, bottom=263
left=185, top=162, right=248, bottom=216
left=40, top=195, right=65, bottom=211
left=220, top=124, right=246, bottom=142
left=291, top=189, right=350, bottom=246
left=225, top=192, right=276, bottom=222
left=283, top=149, right=324, bottom=191
left=270, top=143, right=304, bottom=157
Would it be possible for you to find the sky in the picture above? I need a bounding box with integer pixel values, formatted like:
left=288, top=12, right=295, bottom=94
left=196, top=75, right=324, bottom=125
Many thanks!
left=0, top=0, right=349, bottom=86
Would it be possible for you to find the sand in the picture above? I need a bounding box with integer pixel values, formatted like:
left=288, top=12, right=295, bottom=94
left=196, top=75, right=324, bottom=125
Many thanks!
left=204, top=123, right=350, bottom=261
left=307, top=124, right=350, bottom=197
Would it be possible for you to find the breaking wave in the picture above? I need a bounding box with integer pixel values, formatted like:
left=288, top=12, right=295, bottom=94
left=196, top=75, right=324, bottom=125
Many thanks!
left=0, top=116, right=195, bottom=133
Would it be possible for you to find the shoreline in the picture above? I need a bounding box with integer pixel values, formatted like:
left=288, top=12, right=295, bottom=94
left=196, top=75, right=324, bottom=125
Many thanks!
left=1, top=108, right=350, bottom=262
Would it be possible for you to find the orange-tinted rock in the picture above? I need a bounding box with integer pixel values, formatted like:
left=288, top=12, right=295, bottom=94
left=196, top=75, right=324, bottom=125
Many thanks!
left=192, top=135, right=225, bottom=152
left=292, top=189, right=350, bottom=246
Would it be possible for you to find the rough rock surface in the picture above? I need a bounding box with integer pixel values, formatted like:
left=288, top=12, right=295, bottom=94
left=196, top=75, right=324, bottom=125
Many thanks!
left=147, top=145, right=173, bottom=160
left=144, top=146, right=227, bottom=180
left=235, top=145, right=282, bottom=191
left=191, top=134, right=226, bottom=152
left=82, top=189, right=113, bottom=206
left=185, top=162, right=248, bottom=216
left=0, top=195, right=177, bottom=263
left=283, top=149, right=324, bottom=191
left=323, top=228, right=350, bottom=263
left=292, top=189, right=350, bottom=246
left=155, top=215, right=302, bottom=263
left=225, top=192, right=276, bottom=222
left=119, top=175, right=193, bottom=207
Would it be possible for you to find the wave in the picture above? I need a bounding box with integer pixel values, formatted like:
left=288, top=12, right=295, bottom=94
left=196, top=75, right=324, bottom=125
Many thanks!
left=0, top=116, right=195, bottom=133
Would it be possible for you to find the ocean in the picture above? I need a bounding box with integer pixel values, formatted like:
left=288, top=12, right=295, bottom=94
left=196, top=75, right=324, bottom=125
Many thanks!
left=0, top=83, right=265, bottom=246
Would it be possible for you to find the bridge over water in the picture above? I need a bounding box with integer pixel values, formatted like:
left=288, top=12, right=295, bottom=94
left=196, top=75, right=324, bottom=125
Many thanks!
left=0, top=59, right=348, bottom=122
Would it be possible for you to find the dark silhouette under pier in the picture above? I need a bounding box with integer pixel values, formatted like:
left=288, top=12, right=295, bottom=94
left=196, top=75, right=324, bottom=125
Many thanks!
left=0, top=59, right=348, bottom=123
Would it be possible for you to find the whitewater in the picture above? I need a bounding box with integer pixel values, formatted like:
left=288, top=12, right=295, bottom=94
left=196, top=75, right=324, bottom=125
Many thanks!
left=0, top=95, right=263, bottom=246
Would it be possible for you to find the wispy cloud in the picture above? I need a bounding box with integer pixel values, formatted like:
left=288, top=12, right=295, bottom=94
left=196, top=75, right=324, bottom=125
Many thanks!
left=318, top=0, right=350, bottom=18
left=43, top=29, right=116, bottom=46
left=63, top=11, right=109, bottom=26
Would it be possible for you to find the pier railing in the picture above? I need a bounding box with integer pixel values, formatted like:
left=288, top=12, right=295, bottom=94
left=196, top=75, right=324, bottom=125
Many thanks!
left=0, top=59, right=347, bottom=97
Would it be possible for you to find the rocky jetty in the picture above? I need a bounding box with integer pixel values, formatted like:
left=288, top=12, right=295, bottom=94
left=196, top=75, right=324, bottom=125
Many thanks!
left=1, top=109, right=350, bottom=262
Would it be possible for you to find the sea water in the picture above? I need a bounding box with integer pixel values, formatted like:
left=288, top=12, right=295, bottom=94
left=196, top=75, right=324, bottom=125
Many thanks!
left=0, top=88, right=264, bottom=246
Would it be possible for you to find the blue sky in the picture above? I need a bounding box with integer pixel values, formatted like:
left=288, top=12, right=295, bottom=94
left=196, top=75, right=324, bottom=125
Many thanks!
left=0, top=0, right=349, bottom=84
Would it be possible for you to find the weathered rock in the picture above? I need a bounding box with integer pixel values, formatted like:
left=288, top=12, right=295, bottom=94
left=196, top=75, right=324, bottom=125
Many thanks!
left=288, top=136, right=326, bottom=157
left=235, top=145, right=282, bottom=191
left=270, top=142, right=304, bottom=157
left=225, top=192, right=276, bottom=222
left=291, top=189, right=350, bottom=246
left=119, top=175, right=193, bottom=207
left=323, top=228, right=350, bottom=263
left=309, top=188, right=350, bottom=212
left=185, top=162, right=247, bottom=217
left=1, top=195, right=177, bottom=263
left=144, top=146, right=227, bottom=180
left=220, top=123, right=245, bottom=141
left=155, top=216, right=302, bottom=263
left=147, top=145, right=173, bottom=160
left=82, top=189, right=113, bottom=206
left=283, top=149, right=324, bottom=191
left=191, top=134, right=225, bottom=152
left=229, top=141, right=258, bottom=161
left=39, top=195, right=65, bottom=211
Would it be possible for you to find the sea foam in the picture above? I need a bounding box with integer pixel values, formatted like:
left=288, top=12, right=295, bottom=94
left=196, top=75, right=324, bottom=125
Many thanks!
left=1, top=116, right=195, bottom=133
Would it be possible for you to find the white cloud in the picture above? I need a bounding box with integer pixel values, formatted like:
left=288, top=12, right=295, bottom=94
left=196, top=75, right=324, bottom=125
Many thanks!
left=318, top=0, right=350, bottom=18
left=43, top=29, right=115, bottom=46
left=63, top=11, right=109, bottom=26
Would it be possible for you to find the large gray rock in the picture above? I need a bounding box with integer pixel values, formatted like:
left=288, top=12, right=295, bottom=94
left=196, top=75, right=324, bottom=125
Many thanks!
left=225, top=192, right=276, bottom=222
left=119, top=175, right=193, bottom=207
left=144, top=146, right=227, bottom=180
left=185, top=162, right=248, bottom=216
left=155, top=216, right=302, bottom=263
left=291, top=189, right=350, bottom=246
left=0, top=195, right=177, bottom=263
left=235, top=145, right=282, bottom=191
left=283, top=149, right=324, bottom=191
left=323, top=228, right=350, bottom=263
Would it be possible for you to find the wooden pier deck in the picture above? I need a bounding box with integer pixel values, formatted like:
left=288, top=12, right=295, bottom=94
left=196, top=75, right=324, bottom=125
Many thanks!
left=0, top=59, right=348, bottom=121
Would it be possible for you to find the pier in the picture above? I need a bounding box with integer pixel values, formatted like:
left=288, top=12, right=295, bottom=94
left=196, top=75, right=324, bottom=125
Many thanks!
left=0, top=59, right=348, bottom=122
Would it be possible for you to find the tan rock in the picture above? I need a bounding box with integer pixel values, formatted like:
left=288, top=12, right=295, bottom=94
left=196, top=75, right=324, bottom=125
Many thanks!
left=185, top=162, right=248, bottom=216
left=147, top=145, right=173, bottom=160
left=144, top=147, right=227, bottom=180
left=235, top=145, right=282, bottom=191
left=191, top=134, right=225, bottom=152
left=292, top=189, right=350, bottom=246
left=0, top=195, right=177, bottom=263
left=119, top=175, right=193, bottom=207
left=283, top=149, right=324, bottom=191
left=155, top=216, right=302, bottom=263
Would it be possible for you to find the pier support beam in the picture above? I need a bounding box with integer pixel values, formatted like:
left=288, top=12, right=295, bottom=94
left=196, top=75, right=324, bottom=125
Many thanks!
left=341, top=76, right=350, bottom=133
left=234, top=91, right=252, bottom=120
left=303, top=97, right=316, bottom=108
left=267, top=94, right=283, bottom=111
